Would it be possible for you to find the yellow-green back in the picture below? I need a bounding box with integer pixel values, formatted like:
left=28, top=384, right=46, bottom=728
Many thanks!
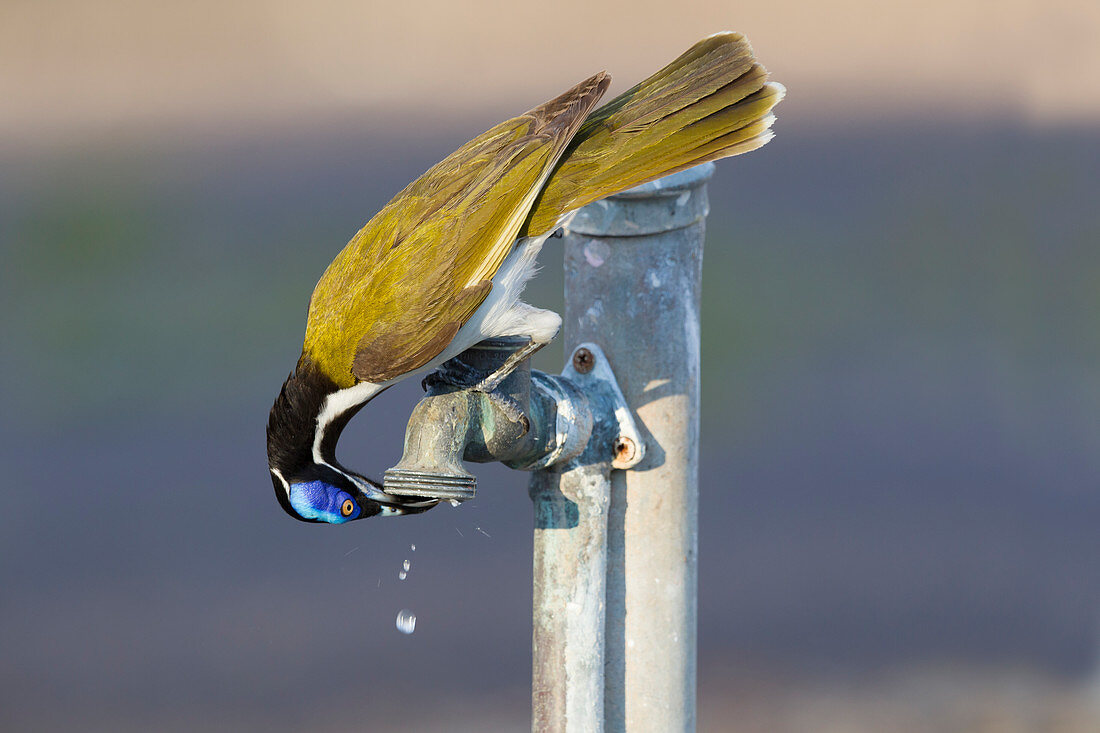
left=304, top=73, right=610, bottom=387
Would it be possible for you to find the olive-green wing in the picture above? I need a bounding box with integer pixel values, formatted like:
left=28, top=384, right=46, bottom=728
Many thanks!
left=304, top=72, right=610, bottom=388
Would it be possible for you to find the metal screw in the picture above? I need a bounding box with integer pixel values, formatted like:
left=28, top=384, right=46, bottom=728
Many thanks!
left=613, top=436, right=637, bottom=466
left=572, top=347, right=595, bottom=374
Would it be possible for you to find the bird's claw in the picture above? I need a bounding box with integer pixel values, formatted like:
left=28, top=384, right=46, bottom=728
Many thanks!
left=482, top=391, right=530, bottom=432
left=422, top=358, right=489, bottom=394
left=424, top=358, right=530, bottom=432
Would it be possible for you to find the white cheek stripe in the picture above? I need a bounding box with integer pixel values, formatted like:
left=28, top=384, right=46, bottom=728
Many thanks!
left=270, top=467, right=291, bottom=500
left=313, top=380, right=386, bottom=464
left=312, top=381, right=397, bottom=503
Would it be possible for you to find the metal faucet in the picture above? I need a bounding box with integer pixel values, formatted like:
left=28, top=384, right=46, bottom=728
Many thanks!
left=383, top=337, right=642, bottom=502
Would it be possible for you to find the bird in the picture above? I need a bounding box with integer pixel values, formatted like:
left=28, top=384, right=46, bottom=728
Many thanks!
left=267, top=31, right=785, bottom=524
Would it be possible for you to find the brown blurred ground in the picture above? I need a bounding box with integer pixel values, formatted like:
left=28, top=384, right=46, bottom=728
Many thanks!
left=6, top=664, right=1099, bottom=732
left=2, top=0, right=1099, bottom=147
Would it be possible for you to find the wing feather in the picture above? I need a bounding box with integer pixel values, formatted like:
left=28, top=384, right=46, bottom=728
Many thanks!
left=304, top=73, right=610, bottom=387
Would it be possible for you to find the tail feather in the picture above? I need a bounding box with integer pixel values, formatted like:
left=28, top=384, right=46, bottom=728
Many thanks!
left=580, top=68, right=777, bottom=192
left=522, top=32, right=784, bottom=237
left=599, top=36, right=757, bottom=133
left=662, top=111, right=779, bottom=179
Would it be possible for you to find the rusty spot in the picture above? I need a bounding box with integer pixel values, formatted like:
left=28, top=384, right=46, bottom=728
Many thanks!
left=572, top=347, right=595, bottom=374
left=613, top=436, right=637, bottom=465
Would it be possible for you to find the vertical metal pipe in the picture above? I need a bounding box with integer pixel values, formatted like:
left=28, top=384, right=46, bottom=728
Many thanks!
left=528, top=340, right=642, bottom=732
left=529, top=462, right=610, bottom=732
left=564, top=163, right=714, bottom=732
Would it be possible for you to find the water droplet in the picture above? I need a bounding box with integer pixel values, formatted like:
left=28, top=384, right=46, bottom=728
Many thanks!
left=448, top=499, right=460, bottom=507
left=476, top=526, right=491, bottom=538
left=410, top=544, right=416, bottom=552
left=398, top=571, right=407, bottom=581
left=396, top=609, right=416, bottom=635
left=403, top=559, right=411, bottom=571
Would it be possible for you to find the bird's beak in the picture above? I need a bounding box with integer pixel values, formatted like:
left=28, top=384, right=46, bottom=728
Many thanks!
left=347, top=474, right=438, bottom=518
left=374, top=494, right=439, bottom=517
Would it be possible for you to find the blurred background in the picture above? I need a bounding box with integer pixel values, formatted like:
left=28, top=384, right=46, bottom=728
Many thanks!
left=2, top=1, right=1099, bottom=730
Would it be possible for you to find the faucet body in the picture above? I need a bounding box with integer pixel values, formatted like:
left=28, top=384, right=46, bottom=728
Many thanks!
left=383, top=337, right=639, bottom=501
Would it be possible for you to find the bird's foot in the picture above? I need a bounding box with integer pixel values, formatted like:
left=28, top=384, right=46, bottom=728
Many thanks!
left=423, top=336, right=549, bottom=395
left=422, top=344, right=542, bottom=432
left=472, top=338, right=547, bottom=393
left=421, top=357, right=487, bottom=394
left=482, top=391, right=530, bottom=432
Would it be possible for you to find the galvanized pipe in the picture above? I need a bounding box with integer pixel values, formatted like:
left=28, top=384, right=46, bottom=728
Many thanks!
left=528, top=341, right=642, bottom=732
left=554, top=163, right=713, bottom=732
left=529, top=460, right=611, bottom=731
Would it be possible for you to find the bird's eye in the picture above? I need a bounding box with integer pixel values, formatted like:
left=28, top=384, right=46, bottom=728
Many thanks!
left=341, top=499, right=356, bottom=517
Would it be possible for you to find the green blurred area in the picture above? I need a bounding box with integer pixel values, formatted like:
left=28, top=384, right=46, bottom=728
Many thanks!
left=4, top=123, right=1098, bottom=440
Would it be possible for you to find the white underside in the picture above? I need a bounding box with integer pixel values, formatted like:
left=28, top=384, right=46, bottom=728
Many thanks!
left=312, top=214, right=573, bottom=475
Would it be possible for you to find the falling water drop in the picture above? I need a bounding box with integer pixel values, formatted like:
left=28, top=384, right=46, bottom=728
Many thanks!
left=396, top=609, right=417, bottom=635
left=410, top=544, right=416, bottom=552
left=398, top=571, right=407, bottom=581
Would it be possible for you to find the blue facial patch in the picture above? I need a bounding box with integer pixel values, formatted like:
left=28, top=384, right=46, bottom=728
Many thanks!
left=288, top=480, right=360, bottom=523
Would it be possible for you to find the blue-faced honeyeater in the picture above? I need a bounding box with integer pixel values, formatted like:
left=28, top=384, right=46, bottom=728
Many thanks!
left=266, top=32, right=784, bottom=524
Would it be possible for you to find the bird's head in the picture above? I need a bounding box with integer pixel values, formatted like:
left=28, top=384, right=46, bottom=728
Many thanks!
left=269, top=463, right=432, bottom=523
left=266, top=355, right=437, bottom=524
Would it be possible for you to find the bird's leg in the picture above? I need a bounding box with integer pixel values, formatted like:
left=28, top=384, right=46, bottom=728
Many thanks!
left=473, top=338, right=547, bottom=393
left=466, top=339, right=549, bottom=430
left=475, top=304, right=562, bottom=393
left=423, top=306, right=560, bottom=428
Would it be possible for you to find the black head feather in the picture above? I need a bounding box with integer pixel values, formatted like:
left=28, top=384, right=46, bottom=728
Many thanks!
left=266, top=354, right=337, bottom=478
left=266, top=353, right=431, bottom=522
